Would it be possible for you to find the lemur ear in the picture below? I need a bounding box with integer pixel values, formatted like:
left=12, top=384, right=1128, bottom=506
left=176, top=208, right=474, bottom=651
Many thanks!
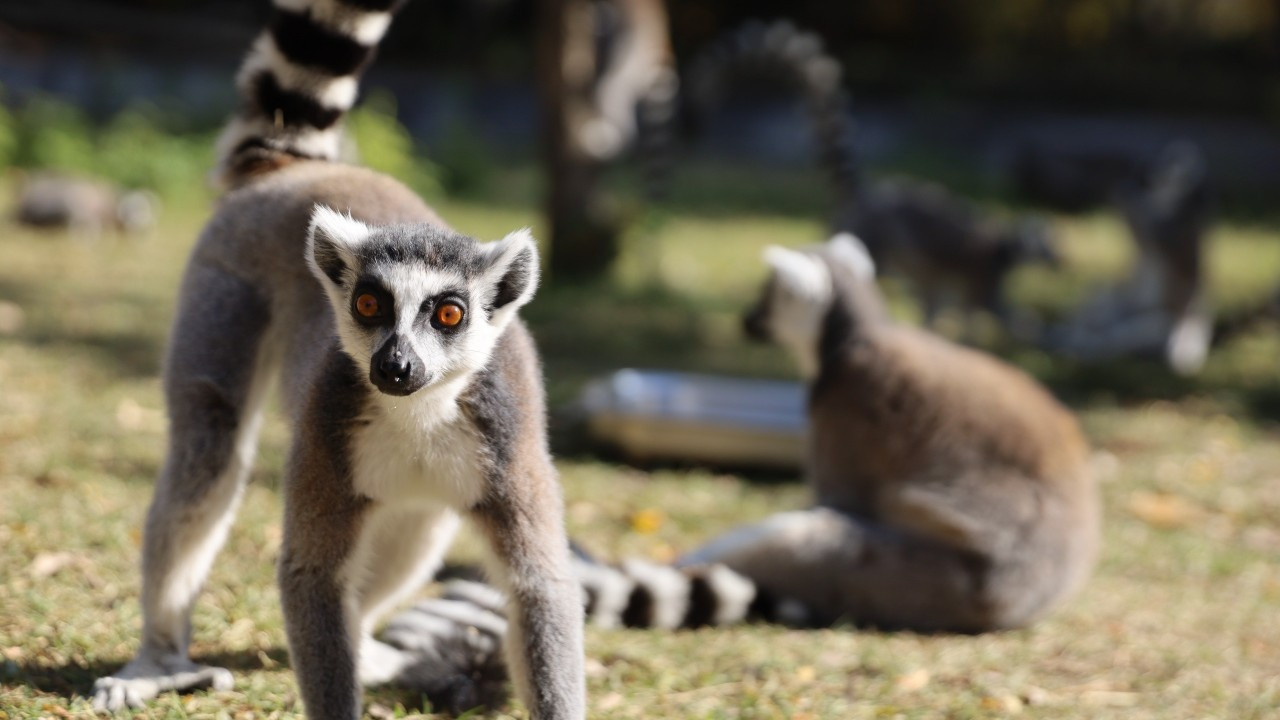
left=763, top=245, right=831, bottom=301
left=480, top=228, right=540, bottom=313
left=827, top=233, right=876, bottom=280
left=306, top=205, right=371, bottom=286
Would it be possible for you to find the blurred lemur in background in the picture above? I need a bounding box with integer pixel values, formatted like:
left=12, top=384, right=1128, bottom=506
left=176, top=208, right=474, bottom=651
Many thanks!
left=1042, top=141, right=1214, bottom=374
left=680, top=21, right=1061, bottom=334
left=13, top=172, right=157, bottom=238
left=399, top=234, right=1099, bottom=674
left=92, top=1, right=584, bottom=718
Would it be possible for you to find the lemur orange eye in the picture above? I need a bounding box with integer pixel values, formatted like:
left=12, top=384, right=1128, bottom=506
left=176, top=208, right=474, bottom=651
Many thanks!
left=355, top=293, right=380, bottom=318
left=435, top=303, right=464, bottom=327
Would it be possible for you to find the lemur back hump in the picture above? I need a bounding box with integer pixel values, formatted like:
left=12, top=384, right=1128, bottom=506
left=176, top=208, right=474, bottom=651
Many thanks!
left=809, top=324, right=1093, bottom=513
left=801, top=239, right=1098, bottom=629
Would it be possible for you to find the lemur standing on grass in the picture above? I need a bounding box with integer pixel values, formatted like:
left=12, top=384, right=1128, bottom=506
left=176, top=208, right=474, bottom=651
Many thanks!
left=92, top=1, right=584, bottom=718
left=1041, top=141, right=1214, bottom=375
left=400, top=234, right=1100, bottom=670
left=684, top=21, right=1060, bottom=332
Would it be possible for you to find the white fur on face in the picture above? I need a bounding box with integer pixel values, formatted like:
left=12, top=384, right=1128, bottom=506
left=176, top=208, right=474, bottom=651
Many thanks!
left=476, top=228, right=540, bottom=330
left=335, top=261, right=504, bottom=418
left=827, top=233, right=876, bottom=280
left=306, top=205, right=371, bottom=288
left=761, top=245, right=833, bottom=378
left=306, top=208, right=540, bottom=418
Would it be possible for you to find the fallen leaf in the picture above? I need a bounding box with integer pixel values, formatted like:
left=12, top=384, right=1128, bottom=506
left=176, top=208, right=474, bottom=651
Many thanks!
left=1082, top=690, right=1139, bottom=706
left=795, top=665, right=816, bottom=683
left=981, top=694, right=1023, bottom=713
left=648, top=543, right=677, bottom=564
left=597, top=692, right=623, bottom=711
left=116, top=398, right=164, bottom=432
left=584, top=658, right=608, bottom=678
left=630, top=508, right=664, bottom=534
left=1022, top=686, right=1054, bottom=706
left=894, top=668, right=930, bottom=692
left=1128, top=491, right=1201, bottom=529
left=29, top=552, right=76, bottom=579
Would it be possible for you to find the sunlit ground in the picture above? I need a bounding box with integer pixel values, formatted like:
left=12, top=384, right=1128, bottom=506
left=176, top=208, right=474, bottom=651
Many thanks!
left=2, top=165, right=1279, bottom=718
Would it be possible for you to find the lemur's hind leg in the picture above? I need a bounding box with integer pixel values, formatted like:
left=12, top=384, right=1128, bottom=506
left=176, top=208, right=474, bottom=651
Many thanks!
left=94, top=266, right=278, bottom=711
left=351, top=506, right=460, bottom=687
left=677, top=507, right=992, bottom=632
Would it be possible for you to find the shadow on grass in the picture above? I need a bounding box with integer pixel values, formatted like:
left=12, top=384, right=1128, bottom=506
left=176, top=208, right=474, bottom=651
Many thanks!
left=1008, top=330, right=1280, bottom=424
left=4, top=647, right=290, bottom=700
left=0, top=277, right=166, bottom=380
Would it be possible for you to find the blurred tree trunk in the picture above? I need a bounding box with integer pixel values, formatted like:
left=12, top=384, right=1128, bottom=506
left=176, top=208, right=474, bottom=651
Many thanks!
left=537, top=0, right=620, bottom=280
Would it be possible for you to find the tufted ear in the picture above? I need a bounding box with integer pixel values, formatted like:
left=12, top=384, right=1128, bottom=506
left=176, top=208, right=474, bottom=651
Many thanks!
left=763, top=245, right=832, bottom=302
left=827, top=233, right=876, bottom=280
left=479, top=228, right=540, bottom=316
left=306, top=204, right=371, bottom=287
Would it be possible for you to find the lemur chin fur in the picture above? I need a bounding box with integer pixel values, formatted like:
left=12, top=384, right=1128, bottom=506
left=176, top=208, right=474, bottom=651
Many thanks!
left=92, top=1, right=584, bottom=718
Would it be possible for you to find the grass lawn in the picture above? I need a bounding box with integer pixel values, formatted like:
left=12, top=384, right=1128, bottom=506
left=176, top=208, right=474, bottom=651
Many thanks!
left=1, top=169, right=1279, bottom=719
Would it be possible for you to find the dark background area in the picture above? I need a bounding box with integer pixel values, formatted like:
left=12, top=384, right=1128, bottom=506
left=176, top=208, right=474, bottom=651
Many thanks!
left=5, top=0, right=1279, bottom=113
left=4, top=0, right=1280, bottom=213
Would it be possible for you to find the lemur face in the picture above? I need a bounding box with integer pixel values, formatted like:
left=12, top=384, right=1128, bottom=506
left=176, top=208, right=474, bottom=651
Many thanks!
left=745, top=234, right=875, bottom=377
left=744, top=244, right=833, bottom=369
left=306, top=206, right=538, bottom=397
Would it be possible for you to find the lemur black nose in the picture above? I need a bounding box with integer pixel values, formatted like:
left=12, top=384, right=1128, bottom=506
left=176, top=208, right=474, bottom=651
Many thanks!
left=370, top=335, right=428, bottom=396
left=377, top=354, right=412, bottom=383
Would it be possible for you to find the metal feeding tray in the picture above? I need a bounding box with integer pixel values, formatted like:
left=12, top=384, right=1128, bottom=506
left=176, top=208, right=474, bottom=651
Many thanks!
left=578, top=369, right=807, bottom=470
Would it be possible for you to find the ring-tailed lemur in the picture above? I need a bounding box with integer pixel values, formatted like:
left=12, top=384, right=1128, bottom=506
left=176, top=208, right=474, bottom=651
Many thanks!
left=91, top=2, right=584, bottom=717
left=396, top=234, right=1099, bottom=656
left=684, top=21, right=1060, bottom=333
left=1042, top=140, right=1214, bottom=374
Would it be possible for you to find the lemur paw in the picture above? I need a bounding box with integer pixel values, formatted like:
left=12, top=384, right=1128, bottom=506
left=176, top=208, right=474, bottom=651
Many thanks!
left=92, top=653, right=233, bottom=712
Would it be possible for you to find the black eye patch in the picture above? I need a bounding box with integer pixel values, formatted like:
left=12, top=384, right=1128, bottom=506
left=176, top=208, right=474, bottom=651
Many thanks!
left=418, top=290, right=470, bottom=332
left=350, top=279, right=394, bottom=327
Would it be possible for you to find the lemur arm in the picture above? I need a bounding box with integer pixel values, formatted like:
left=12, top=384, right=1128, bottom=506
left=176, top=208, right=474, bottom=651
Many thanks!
left=471, top=468, right=586, bottom=720
left=878, top=474, right=1037, bottom=560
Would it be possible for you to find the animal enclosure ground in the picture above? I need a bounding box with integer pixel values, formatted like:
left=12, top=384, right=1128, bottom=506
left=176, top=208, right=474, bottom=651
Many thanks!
left=1, top=178, right=1279, bottom=719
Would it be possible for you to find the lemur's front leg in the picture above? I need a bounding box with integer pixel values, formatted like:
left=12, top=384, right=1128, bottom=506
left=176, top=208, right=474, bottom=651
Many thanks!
left=471, top=466, right=585, bottom=720
left=277, top=474, right=369, bottom=720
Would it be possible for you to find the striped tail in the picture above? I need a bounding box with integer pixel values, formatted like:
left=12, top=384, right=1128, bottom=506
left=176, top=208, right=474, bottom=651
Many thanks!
left=684, top=20, right=863, bottom=213
left=575, top=554, right=814, bottom=629
left=215, top=0, right=404, bottom=186
left=371, top=553, right=816, bottom=710
left=377, top=552, right=814, bottom=688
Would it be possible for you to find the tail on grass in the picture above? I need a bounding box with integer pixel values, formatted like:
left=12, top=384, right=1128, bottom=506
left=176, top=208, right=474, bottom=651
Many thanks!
left=215, top=0, right=405, bottom=187
left=374, top=552, right=816, bottom=711
left=574, top=553, right=814, bottom=630
left=380, top=551, right=814, bottom=677
left=683, top=20, right=862, bottom=206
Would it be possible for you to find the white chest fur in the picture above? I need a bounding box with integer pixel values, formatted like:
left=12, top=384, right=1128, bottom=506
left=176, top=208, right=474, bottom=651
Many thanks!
left=349, top=389, right=488, bottom=510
